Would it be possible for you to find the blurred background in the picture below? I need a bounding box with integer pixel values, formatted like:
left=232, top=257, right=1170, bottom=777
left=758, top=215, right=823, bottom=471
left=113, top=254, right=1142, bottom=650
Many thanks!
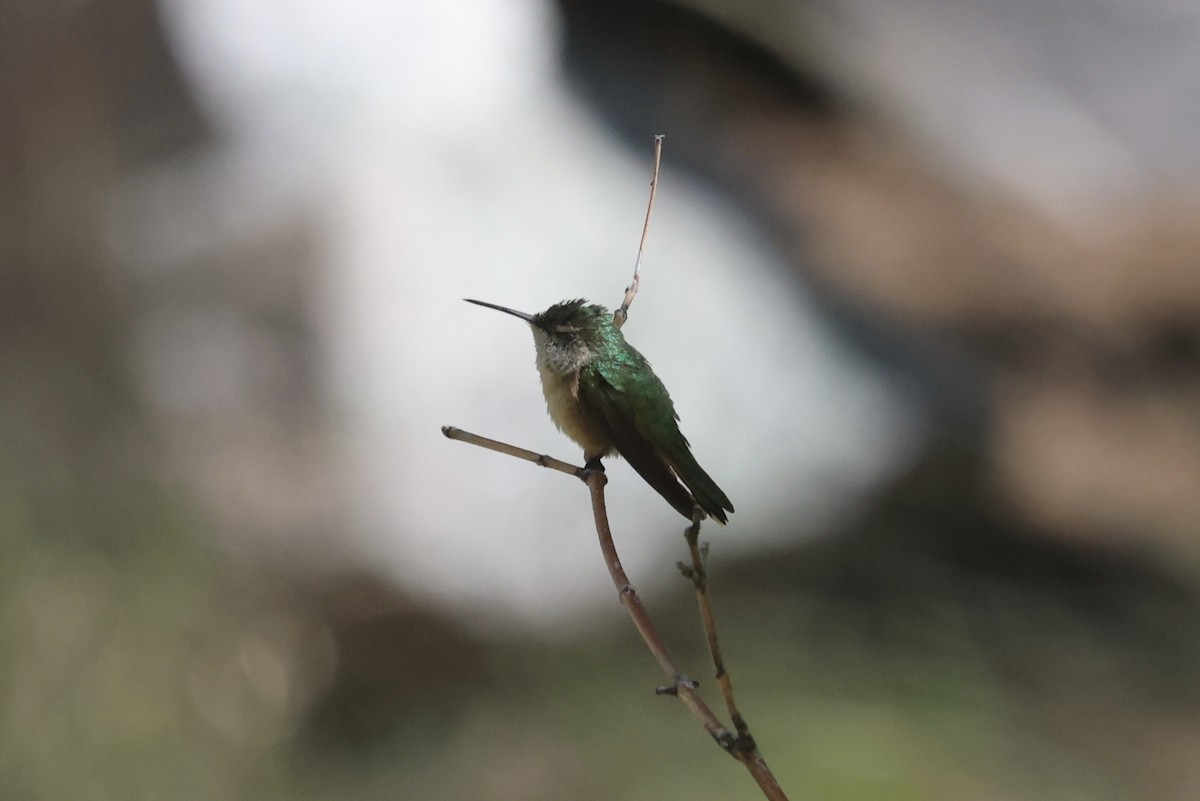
left=4, top=0, right=1200, bottom=798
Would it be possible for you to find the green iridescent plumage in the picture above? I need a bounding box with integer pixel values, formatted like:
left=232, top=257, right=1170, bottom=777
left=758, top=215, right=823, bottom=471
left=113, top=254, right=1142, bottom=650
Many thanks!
left=465, top=297, right=734, bottom=524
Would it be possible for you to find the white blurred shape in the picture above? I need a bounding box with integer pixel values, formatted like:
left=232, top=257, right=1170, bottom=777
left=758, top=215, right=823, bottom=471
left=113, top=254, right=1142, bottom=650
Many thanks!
left=158, top=0, right=916, bottom=628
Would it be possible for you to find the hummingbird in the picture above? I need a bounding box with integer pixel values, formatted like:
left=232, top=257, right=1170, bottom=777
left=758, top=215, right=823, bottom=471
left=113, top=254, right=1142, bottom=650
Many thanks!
left=465, top=298, right=734, bottom=524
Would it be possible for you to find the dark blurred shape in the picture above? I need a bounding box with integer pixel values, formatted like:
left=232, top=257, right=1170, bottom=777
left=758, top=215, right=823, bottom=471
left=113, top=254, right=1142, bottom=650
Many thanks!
left=557, top=0, right=841, bottom=210
left=554, top=2, right=1200, bottom=797
left=298, top=574, right=491, bottom=749
left=0, top=3, right=339, bottom=798
left=0, top=0, right=204, bottom=444
left=0, top=0, right=198, bottom=547
left=554, top=0, right=992, bottom=453
left=716, top=441, right=1200, bottom=795
left=736, top=446, right=1200, bottom=701
left=100, top=0, right=210, bottom=160
left=553, top=0, right=1200, bottom=557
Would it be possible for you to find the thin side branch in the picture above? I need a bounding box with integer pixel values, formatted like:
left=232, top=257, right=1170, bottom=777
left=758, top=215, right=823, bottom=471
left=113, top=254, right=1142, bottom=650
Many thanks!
left=677, top=515, right=785, bottom=798
left=679, top=513, right=751, bottom=741
left=613, top=134, right=664, bottom=329
left=441, top=426, right=582, bottom=477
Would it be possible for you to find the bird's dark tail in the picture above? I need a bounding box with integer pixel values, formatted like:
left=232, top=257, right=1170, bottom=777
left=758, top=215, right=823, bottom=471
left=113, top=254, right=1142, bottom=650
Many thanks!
left=606, top=436, right=733, bottom=524
left=663, top=445, right=734, bottom=525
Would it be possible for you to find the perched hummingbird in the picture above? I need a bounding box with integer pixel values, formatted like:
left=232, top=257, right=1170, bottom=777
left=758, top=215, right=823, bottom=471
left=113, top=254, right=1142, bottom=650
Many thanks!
left=465, top=298, right=734, bottom=524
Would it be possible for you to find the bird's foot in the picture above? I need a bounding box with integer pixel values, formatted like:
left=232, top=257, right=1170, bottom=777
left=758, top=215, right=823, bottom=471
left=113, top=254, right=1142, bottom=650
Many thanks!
left=578, top=456, right=605, bottom=484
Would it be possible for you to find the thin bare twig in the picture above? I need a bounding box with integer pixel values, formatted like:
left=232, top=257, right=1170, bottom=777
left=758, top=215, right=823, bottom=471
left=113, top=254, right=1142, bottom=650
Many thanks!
left=678, top=516, right=788, bottom=799
left=613, top=134, right=664, bottom=329
left=441, top=426, right=582, bottom=477
left=679, top=513, right=751, bottom=741
left=443, top=425, right=790, bottom=801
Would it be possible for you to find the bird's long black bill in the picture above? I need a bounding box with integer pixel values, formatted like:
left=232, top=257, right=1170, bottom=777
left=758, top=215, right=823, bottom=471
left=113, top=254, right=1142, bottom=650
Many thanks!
left=463, top=298, right=537, bottom=323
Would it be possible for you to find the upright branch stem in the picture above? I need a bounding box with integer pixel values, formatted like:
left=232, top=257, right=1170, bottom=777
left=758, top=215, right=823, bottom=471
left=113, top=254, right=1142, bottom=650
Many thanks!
left=613, top=134, right=664, bottom=329
left=584, top=469, right=737, bottom=751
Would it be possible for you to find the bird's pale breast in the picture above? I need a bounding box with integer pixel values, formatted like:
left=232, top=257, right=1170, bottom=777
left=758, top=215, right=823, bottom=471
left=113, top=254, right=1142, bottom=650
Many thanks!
left=536, top=363, right=613, bottom=459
